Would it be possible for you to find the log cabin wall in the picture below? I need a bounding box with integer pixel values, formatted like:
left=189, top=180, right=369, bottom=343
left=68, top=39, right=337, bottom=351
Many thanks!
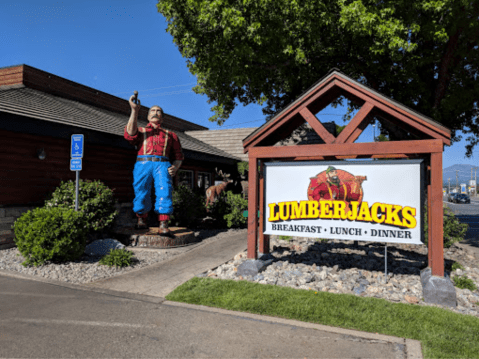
left=0, top=114, right=240, bottom=249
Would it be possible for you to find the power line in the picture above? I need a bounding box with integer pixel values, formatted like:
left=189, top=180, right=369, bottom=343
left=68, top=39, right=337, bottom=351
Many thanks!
left=210, top=113, right=349, bottom=129
left=140, top=89, right=194, bottom=97
left=113, top=82, right=196, bottom=95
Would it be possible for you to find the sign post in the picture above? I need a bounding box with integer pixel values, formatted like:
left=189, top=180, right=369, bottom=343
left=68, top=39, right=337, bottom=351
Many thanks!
left=70, top=135, right=84, bottom=211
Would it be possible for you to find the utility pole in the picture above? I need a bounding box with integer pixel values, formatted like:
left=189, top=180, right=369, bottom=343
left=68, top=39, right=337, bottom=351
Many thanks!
left=475, top=168, right=478, bottom=197
left=456, top=170, right=459, bottom=192
left=472, top=168, right=474, bottom=195
left=448, top=178, right=451, bottom=193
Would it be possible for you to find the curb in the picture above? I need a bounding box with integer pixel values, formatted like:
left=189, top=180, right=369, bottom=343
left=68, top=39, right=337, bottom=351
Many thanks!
left=163, top=300, right=423, bottom=359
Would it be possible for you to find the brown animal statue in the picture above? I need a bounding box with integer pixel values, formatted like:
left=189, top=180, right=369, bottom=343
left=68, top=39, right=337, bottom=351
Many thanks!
left=205, top=169, right=231, bottom=210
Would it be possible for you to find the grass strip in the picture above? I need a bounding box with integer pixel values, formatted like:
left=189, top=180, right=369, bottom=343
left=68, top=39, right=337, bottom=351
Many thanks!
left=166, top=277, right=479, bottom=359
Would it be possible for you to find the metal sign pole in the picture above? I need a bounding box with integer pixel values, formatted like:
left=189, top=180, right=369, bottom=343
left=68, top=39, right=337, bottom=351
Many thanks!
left=385, top=243, right=388, bottom=284
left=71, top=134, right=84, bottom=212
left=75, top=170, right=79, bottom=211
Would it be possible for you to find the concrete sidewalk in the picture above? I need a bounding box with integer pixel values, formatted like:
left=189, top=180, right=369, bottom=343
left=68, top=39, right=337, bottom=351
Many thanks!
left=83, top=230, right=249, bottom=297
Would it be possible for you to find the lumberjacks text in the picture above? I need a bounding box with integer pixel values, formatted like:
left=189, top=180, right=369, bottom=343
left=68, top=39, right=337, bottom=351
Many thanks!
left=267, top=200, right=417, bottom=229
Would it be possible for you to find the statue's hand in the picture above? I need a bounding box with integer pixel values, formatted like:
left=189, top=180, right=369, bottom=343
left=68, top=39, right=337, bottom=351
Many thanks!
left=129, top=94, right=141, bottom=112
left=168, top=165, right=178, bottom=177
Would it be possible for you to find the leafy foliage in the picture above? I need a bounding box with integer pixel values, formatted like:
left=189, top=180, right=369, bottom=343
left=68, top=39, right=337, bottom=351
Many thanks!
left=44, top=179, right=118, bottom=235
left=237, top=161, right=249, bottom=177
left=453, top=275, right=477, bottom=291
left=99, top=248, right=134, bottom=268
left=158, top=0, right=478, bottom=155
left=223, top=191, right=248, bottom=228
left=208, top=191, right=248, bottom=228
left=13, top=207, right=88, bottom=267
left=424, top=206, right=468, bottom=248
left=451, top=262, right=465, bottom=271
left=171, top=184, right=207, bottom=227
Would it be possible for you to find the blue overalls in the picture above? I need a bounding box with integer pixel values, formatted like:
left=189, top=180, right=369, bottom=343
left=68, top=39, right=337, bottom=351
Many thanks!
left=132, top=155, right=173, bottom=215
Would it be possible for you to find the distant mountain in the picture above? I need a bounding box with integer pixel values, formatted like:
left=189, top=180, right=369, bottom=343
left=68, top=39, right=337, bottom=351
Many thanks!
left=443, top=164, right=479, bottom=188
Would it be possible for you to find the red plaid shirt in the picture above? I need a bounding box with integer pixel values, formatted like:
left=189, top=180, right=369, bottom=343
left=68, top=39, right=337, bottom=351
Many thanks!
left=311, top=181, right=360, bottom=202
left=124, top=123, right=184, bottom=161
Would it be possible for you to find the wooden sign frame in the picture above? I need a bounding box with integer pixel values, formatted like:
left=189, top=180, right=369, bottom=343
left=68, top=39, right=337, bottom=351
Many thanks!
left=243, top=69, right=451, bottom=277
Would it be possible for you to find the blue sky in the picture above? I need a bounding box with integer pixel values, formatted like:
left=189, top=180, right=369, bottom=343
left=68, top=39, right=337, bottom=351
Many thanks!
left=0, top=0, right=477, bottom=169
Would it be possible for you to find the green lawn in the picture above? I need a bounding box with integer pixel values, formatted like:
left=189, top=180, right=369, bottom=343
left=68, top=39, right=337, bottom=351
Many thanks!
left=166, top=277, right=479, bottom=359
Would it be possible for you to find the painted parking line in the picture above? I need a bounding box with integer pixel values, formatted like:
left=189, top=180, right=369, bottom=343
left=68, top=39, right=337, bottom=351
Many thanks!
left=443, top=201, right=479, bottom=206
left=0, top=292, right=78, bottom=299
left=0, top=318, right=160, bottom=329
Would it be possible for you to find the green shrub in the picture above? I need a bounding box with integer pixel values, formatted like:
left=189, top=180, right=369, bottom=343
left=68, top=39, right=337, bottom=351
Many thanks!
left=13, top=207, right=88, bottom=267
left=208, top=191, right=248, bottom=228
left=424, top=206, right=468, bottom=248
left=170, top=184, right=207, bottom=227
left=237, top=161, right=249, bottom=177
left=279, top=235, right=292, bottom=241
left=451, top=262, right=465, bottom=271
left=223, top=191, right=248, bottom=228
left=99, top=248, right=134, bottom=268
left=44, top=179, right=118, bottom=236
left=207, top=192, right=229, bottom=227
left=453, top=275, right=477, bottom=291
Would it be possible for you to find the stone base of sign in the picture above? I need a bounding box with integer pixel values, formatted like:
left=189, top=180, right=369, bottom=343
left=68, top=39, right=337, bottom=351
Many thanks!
left=112, top=227, right=197, bottom=248
left=420, top=267, right=457, bottom=308
left=236, top=258, right=274, bottom=278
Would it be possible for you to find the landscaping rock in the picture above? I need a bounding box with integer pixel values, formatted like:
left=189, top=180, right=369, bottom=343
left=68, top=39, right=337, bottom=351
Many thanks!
left=84, top=238, right=125, bottom=256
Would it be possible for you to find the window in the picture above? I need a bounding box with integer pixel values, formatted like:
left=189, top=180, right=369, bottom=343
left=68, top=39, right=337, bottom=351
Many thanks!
left=178, top=170, right=194, bottom=189
left=198, top=172, right=211, bottom=192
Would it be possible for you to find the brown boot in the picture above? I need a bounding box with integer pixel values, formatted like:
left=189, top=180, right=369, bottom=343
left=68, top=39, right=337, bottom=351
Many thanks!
left=159, top=220, right=173, bottom=237
left=135, top=215, right=149, bottom=230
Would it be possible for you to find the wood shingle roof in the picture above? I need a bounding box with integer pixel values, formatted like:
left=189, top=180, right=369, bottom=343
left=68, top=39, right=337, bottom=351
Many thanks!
left=185, top=127, right=258, bottom=161
left=0, top=86, right=241, bottom=162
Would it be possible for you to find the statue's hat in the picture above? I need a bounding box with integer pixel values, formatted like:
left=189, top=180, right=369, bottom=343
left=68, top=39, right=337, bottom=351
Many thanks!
left=326, top=166, right=337, bottom=174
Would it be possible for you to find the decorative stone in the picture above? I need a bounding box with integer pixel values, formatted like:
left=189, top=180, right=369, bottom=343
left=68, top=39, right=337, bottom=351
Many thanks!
left=421, top=267, right=457, bottom=308
left=404, top=295, right=420, bottom=304
left=112, top=226, right=196, bottom=248
left=353, top=284, right=367, bottom=295
left=236, top=259, right=271, bottom=277
left=84, top=238, right=125, bottom=256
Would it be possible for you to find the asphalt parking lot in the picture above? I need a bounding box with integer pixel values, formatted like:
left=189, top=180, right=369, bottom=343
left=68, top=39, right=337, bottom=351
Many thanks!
left=444, top=195, right=479, bottom=242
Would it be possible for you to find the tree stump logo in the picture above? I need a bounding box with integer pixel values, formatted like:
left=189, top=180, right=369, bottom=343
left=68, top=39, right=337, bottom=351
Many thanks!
left=307, top=166, right=367, bottom=214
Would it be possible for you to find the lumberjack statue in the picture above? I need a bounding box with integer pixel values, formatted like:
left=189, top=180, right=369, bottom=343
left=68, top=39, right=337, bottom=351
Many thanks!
left=124, top=92, right=184, bottom=236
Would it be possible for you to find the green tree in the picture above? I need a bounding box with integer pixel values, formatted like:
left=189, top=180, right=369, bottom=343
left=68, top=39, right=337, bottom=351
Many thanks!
left=157, top=0, right=478, bottom=154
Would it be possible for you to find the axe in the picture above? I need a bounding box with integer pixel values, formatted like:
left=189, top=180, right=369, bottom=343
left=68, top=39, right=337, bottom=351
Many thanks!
left=132, top=90, right=140, bottom=105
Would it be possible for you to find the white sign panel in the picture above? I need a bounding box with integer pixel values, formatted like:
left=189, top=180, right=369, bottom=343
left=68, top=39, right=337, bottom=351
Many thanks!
left=70, top=159, right=82, bottom=171
left=264, top=160, right=424, bottom=245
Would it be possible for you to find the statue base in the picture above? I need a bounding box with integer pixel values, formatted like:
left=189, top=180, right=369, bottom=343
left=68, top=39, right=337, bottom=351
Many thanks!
left=112, top=226, right=197, bottom=249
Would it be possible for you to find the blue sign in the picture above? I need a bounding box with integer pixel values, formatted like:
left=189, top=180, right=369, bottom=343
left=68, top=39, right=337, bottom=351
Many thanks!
left=70, top=159, right=82, bottom=171
left=71, top=134, right=84, bottom=158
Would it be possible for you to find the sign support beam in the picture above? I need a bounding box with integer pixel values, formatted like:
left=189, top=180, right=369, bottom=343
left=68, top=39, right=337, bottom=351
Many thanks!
left=247, top=156, right=258, bottom=259
left=430, top=152, right=444, bottom=277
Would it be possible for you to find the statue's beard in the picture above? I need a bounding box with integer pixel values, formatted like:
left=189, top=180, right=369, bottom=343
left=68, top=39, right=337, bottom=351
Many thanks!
left=329, top=176, right=340, bottom=185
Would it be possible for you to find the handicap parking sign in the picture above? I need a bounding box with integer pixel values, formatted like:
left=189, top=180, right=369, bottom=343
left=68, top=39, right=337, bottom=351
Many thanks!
left=71, top=134, right=84, bottom=158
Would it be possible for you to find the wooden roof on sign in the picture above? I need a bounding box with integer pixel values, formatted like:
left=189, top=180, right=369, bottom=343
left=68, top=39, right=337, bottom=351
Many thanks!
left=243, top=69, right=451, bottom=153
